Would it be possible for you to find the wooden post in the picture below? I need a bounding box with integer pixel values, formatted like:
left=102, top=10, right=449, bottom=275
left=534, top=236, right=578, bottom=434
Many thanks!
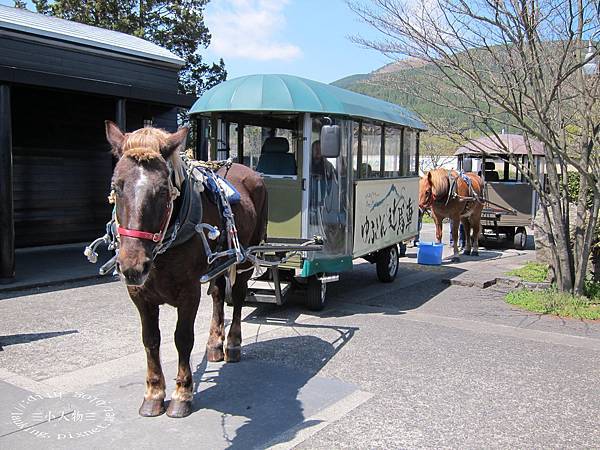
left=0, top=84, right=15, bottom=282
left=116, top=98, right=127, bottom=131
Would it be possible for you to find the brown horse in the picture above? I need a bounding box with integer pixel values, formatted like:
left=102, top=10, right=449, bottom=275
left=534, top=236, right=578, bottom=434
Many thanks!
left=419, top=168, right=484, bottom=261
left=105, top=121, right=267, bottom=418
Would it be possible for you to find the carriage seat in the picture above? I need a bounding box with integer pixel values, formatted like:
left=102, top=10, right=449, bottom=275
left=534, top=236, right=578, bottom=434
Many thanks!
left=484, top=171, right=500, bottom=181
left=256, top=137, right=296, bottom=176
left=482, top=161, right=499, bottom=181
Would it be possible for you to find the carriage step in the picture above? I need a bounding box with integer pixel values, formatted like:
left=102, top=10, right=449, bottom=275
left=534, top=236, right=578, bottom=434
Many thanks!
left=246, top=280, right=291, bottom=305
left=247, top=280, right=291, bottom=292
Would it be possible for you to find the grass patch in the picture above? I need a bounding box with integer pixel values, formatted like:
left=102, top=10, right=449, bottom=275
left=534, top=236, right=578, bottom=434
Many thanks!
left=506, top=289, right=600, bottom=320
left=422, top=215, right=435, bottom=224
left=507, top=262, right=549, bottom=283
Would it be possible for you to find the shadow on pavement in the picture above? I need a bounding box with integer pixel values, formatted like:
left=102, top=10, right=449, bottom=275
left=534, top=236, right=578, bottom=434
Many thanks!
left=189, top=323, right=357, bottom=449
left=270, top=259, right=468, bottom=318
left=0, top=276, right=117, bottom=301
left=0, top=330, right=78, bottom=351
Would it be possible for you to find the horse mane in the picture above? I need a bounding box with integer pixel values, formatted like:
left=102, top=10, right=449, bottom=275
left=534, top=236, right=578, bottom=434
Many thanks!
left=122, top=127, right=186, bottom=188
left=429, top=168, right=450, bottom=199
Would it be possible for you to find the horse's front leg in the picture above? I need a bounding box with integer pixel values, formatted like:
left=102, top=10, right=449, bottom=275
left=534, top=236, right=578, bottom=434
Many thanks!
left=166, top=296, right=200, bottom=418
left=433, top=213, right=443, bottom=243
left=225, top=276, right=249, bottom=363
left=450, top=217, right=460, bottom=262
left=132, top=297, right=166, bottom=417
left=462, top=219, right=472, bottom=255
left=471, top=211, right=482, bottom=256
left=206, top=277, right=225, bottom=362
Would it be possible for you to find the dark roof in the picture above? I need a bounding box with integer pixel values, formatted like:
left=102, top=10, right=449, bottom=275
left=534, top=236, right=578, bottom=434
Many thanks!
left=0, top=4, right=184, bottom=66
left=455, top=134, right=545, bottom=156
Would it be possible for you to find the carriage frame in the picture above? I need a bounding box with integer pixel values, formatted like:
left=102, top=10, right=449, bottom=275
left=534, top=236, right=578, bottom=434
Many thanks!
left=455, top=134, right=545, bottom=250
left=190, top=74, right=427, bottom=309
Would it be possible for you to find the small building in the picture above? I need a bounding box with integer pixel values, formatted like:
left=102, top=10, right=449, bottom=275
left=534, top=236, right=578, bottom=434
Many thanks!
left=0, top=5, right=195, bottom=281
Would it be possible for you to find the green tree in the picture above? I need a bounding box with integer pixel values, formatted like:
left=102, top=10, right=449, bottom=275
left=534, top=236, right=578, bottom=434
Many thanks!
left=32, top=0, right=226, bottom=95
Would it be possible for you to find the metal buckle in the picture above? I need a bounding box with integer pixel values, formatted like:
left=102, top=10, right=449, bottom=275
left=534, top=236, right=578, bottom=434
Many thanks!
left=152, top=233, right=162, bottom=242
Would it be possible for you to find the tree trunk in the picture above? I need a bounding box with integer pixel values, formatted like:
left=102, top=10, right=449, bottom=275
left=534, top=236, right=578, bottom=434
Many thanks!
left=593, top=246, right=600, bottom=283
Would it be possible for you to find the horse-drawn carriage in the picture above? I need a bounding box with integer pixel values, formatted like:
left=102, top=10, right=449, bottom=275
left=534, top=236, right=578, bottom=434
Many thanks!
left=82, top=74, right=425, bottom=418
left=454, top=134, right=544, bottom=250
left=189, top=74, right=426, bottom=310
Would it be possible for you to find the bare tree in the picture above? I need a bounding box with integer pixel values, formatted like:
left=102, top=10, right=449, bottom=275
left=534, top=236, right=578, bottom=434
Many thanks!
left=349, top=0, right=600, bottom=295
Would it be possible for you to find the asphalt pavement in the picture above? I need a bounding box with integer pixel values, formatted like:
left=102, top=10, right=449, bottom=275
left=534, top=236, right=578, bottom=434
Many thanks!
left=1, top=224, right=599, bottom=449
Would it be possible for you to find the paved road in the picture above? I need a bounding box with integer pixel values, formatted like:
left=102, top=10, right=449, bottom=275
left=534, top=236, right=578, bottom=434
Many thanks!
left=1, top=225, right=599, bottom=449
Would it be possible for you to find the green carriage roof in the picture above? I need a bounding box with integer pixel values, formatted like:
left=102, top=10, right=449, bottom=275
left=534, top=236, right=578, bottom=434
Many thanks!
left=189, top=74, right=427, bottom=131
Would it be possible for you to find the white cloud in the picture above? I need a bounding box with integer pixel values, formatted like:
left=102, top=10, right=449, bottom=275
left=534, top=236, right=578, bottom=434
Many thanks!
left=207, top=0, right=302, bottom=61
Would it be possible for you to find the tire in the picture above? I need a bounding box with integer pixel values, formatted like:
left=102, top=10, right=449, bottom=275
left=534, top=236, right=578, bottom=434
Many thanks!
left=399, top=242, right=407, bottom=257
left=514, top=227, right=527, bottom=250
left=376, top=245, right=399, bottom=283
left=306, top=275, right=327, bottom=311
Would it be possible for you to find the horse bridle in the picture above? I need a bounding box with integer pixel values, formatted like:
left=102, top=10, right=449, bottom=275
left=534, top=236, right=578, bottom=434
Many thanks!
left=422, top=186, right=438, bottom=209
left=111, top=172, right=180, bottom=245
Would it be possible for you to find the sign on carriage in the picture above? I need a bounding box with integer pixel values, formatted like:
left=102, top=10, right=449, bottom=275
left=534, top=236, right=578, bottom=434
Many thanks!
left=353, top=178, right=419, bottom=257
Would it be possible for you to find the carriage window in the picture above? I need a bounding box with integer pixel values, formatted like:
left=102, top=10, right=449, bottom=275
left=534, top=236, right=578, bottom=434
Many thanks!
left=243, top=126, right=263, bottom=169
left=352, top=121, right=360, bottom=178
left=402, top=130, right=417, bottom=176
left=383, top=127, right=402, bottom=177
left=227, top=123, right=239, bottom=162
left=309, top=116, right=352, bottom=257
left=361, top=122, right=382, bottom=178
left=243, top=126, right=297, bottom=176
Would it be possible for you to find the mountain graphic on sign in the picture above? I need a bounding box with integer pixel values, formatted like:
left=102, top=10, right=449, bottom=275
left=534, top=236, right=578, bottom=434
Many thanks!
left=370, top=185, right=401, bottom=211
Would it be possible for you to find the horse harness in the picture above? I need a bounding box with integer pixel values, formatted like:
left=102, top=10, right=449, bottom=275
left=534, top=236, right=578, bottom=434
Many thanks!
left=85, top=153, right=244, bottom=283
left=436, top=171, right=484, bottom=216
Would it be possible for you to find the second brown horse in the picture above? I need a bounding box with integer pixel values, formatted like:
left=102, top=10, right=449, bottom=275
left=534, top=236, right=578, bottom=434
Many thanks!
left=419, top=168, right=484, bottom=261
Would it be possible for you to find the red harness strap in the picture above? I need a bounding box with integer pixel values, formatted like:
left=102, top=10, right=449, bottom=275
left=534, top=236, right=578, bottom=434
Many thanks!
left=117, top=202, right=172, bottom=243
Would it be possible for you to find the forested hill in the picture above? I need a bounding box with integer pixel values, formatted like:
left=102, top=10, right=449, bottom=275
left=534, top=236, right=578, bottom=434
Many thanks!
left=331, top=59, right=474, bottom=132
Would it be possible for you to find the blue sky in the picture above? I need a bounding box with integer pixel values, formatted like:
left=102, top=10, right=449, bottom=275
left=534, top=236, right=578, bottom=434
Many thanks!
left=0, top=0, right=389, bottom=83
left=203, top=0, right=389, bottom=83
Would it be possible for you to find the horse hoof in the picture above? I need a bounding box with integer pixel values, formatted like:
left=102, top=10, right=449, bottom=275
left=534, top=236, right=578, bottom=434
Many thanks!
left=139, top=399, right=165, bottom=417
left=206, top=345, right=224, bottom=362
left=225, top=346, right=241, bottom=363
left=451, top=256, right=460, bottom=263
left=471, top=250, right=479, bottom=256
left=462, top=249, right=471, bottom=256
left=166, top=400, right=192, bottom=418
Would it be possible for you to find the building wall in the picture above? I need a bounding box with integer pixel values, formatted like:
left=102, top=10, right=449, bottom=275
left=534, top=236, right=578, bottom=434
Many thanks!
left=11, top=86, right=179, bottom=247
left=0, top=29, right=186, bottom=249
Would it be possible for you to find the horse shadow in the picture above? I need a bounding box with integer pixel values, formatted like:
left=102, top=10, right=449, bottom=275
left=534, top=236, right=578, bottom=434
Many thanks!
left=188, top=321, right=357, bottom=449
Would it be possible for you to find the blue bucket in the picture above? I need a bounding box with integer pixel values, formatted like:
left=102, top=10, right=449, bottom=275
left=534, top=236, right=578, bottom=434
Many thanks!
left=417, top=242, right=444, bottom=265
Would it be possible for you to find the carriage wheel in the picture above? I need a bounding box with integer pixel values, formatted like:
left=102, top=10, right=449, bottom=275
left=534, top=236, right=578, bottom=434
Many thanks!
left=376, top=245, right=399, bottom=283
left=306, top=275, right=327, bottom=311
left=514, top=227, right=527, bottom=250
